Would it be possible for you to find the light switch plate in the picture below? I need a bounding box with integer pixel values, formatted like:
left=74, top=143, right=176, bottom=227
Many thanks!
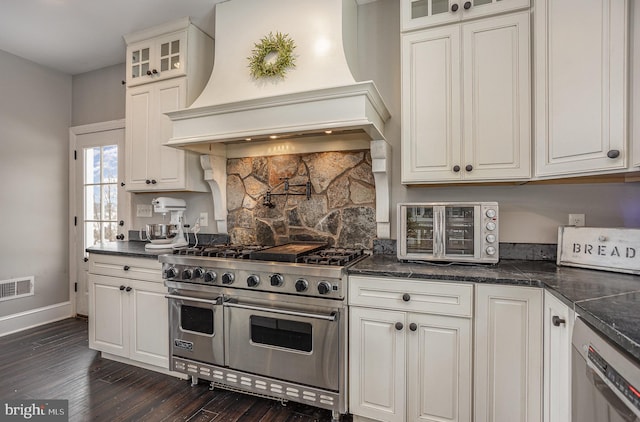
left=137, top=204, right=153, bottom=218
left=199, top=212, right=209, bottom=227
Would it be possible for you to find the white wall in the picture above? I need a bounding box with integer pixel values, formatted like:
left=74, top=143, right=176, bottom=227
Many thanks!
left=358, top=0, right=640, bottom=244
left=0, top=50, right=72, bottom=318
left=72, top=63, right=126, bottom=126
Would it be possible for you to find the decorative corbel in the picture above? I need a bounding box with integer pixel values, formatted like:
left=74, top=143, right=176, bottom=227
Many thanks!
left=200, top=153, right=228, bottom=233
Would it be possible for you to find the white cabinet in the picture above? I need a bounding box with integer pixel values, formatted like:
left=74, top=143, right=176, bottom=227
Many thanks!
left=401, top=11, right=530, bottom=184
left=543, top=291, right=574, bottom=422
left=534, top=0, right=628, bottom=177
left=88, top=254, right=169, bottom=371
left=401, top=0, right=529, bottom=32
left=474, top=284, right=543, bottom=422
left=349, top=276, right=473, bottom=422
left=126, top=30, right=187, bottom=86
left=124, top=17, right=212, bottom=87
left=126, top=77, right=206, bottom=192
left=124, top=18, right=213, bottom=192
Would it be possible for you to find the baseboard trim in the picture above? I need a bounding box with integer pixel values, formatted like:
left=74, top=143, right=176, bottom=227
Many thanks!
left=0, top=302, right=73, bottom=337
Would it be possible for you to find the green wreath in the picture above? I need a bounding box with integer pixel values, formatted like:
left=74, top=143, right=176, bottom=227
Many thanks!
left=248, top=32, right=296, bottom=79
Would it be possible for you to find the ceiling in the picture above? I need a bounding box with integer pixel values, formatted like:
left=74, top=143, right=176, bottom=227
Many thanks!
left=0, top=0, right=224, bottom=75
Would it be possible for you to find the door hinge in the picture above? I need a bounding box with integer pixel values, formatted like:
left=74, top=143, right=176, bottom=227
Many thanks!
left=74, top=150, right=77, bottom=160
left=74, top=216, right=77, bottom=226
left=74, top=282, right=78, bottom=292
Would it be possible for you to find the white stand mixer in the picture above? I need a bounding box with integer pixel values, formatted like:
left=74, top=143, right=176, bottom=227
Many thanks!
left=144, top=197, right=189, bottom=250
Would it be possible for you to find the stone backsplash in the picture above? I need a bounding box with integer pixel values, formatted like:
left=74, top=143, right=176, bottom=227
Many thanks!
left=226, top=150, right=377, bottom=248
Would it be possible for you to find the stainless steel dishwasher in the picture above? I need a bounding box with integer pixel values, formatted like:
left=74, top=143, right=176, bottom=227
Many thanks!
left=572, top=317, right=640, bottom=422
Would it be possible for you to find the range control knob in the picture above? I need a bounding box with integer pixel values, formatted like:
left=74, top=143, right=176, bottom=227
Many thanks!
left=270, top=274, right=284, bottom=287
left=486, top=221, right=496, bottom=231
left=204, top=271, right=217, bottom=283
left=221, top=272, right=235, bottom=285
left=247, top=275, right=260, bottom=287
left=485, top=209, right=497, bottom=218
left=317, top=281, right=332, bottom=295
left=486, top=234, right=496, bottom=243
left=182, top=269, right=193, bottom=279
left=193, top=267, right=204, bottom=278
left=164, top=267, right=177, bottom=279
left=295, top=279, right=309, bottom=292
left=486, top=246, right=497, bottom=256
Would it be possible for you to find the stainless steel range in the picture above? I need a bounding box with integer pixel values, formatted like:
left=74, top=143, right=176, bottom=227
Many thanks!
left=160, top=243, right=367, bottom=421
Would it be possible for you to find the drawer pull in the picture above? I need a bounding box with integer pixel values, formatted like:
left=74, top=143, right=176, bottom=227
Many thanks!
left=402, top=293, right=411, bottom=302
left=123, top=265, right=130, bottom=271
left=119, top=285, right=126, bottom=291
left=395, top=322, right=404, bottom=331
left=552, top=315, right=566, bottom=326
left=125, top=286, right=132, bottom=292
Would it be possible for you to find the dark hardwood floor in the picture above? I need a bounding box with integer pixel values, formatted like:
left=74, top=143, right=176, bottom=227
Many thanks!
left=0, top=318, right=350, bottom=422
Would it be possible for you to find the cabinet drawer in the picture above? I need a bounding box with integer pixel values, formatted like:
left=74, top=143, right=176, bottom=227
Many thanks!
left=89, top=254, right=162, bottom=283
left=348, top=276, right=473, bottom=317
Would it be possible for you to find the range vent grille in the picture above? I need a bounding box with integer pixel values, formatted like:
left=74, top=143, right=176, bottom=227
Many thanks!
left=0, top=276, right=34, bottom=301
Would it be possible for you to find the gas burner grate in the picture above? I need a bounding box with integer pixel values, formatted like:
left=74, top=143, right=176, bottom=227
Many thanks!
left=298, top=248, right=365, bottom=266
left=172, top=244, right=269, bottom=259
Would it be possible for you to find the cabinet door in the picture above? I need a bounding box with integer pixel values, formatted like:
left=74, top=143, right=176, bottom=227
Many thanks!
left=349, top=307, right=406, bottom=422
left=154, top=78, right=187, bottom=189
left=125, top=85, right=153, bottom=190
left=462, top=12, right=530, bottom=180
left=154, top=31, right=188, bottom=81
left=407, top=313, right=472, bottom=422
left=129, top=281, right=169, bottom=368
left=401, top=26, right=462, bottom=183
left=474, top=284, right=543, bottom=422
left=127, top=41, right=153, bottom=85
left=543, top=291, right=574, bottom=422
left=535, top=0, right=627, bottom=177
left=88, top=274, right=128, bottom=357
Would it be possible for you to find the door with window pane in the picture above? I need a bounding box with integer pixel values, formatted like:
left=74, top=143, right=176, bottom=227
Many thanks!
left=72, top=123, right=126, bottom=316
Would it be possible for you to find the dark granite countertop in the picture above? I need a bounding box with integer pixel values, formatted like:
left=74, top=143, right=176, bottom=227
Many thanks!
left=349, top=255, right=640, bottom=363
left=86, top=241, right=169, bottom=259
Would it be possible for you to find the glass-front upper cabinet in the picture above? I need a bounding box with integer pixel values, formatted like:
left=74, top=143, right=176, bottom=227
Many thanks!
left=401, top=0, right=530, bottom=32
left=125, top=30, right=187, bottom=86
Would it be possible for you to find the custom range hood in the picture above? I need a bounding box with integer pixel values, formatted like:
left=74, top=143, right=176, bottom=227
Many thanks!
left=166, top=0, right=392, bottom=237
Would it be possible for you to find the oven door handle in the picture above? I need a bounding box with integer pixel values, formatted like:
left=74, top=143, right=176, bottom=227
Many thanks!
left=224, top=302, right=337, bottom=322
left=165, top=294, right=222, bottom=306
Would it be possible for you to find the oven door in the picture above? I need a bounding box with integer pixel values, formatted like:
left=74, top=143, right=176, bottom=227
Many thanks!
left=224, top=299, right=341, bottom=391
left=166, top=293, right=224, bottom=366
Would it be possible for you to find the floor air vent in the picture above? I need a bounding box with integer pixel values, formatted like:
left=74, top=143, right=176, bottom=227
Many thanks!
left=0, top=276, right=34, bottom=301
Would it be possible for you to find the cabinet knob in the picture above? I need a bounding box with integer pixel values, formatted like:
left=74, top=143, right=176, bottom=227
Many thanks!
left=119, top=220, right=125, bottom=226
left=395, top=322, right=404, bottom=331
left=83, top=257, right=89, bottom=263
left=123, top=265, right=130, bottom=271
left=152, top=69, right=158, bottom=74
left=464, top=1, right=472, bottom=9
left=125, top=286, right=132, bottom=292
left=402, top=293, right=411, bottom=302
left=146, top=70, right=152, bottom=76
left=409, top=323, right=418, bottom=332
left=121, top=182, right=125, bottom=187
left=607, top=149, right=620, bottom=159
left=116, top=234, right=125, bottom=240
left=552, top=315, right=566, bottom=326
left=453, top=165, right=461, bottom=172
left=145, top=179, right=151, bottom=184
left=151, top=179, right=157, bottom=184
left=451, top=3, right=459, bottom=12
left=119, top=285, right=126, bottom=291
left=465, top=164, right=473, bottom=172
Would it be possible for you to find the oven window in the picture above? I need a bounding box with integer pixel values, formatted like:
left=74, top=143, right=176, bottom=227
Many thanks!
left=250, top=316, right=312, bottom=352
left=180, top=305, right=214, bottom=335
